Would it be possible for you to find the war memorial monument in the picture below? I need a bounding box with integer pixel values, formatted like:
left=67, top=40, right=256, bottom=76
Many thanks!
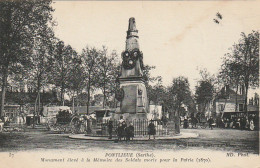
left=114, top=17, right=149, bottom=121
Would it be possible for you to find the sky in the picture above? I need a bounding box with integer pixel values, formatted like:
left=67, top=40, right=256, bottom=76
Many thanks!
left=51, top=1, right=260, bottom=95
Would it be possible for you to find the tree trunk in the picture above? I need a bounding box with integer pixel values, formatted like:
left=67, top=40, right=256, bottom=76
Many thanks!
left=0, top=67, right=8, bottom=117
left=61, top=56, right=65, bottom=106
left=33, top=93, right=39, bottom=128
left=244, top=81, right=249, bottom=113
left=235, top=83, right=239, bottom=112
left=203, top=101, right=207, bottom=114
left=86, top=81, right=92, bottom=134
left=37, top=77, right=41, bottom=117
left=76, top=90, right=80, bottom=112
left=175, top=104, right=181, bottom=134
left=41, top=88, right=44, bottom=116
left=61, top=87, right=64, bottom=106
left=103, top=84, right=106, bottom=108
left=86, top=81, right=91, bottom=115
left=38, top=91, right=40, bottom=117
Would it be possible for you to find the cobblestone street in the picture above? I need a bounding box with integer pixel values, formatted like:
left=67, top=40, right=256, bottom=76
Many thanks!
left=0, top=128, right=258, bottom=154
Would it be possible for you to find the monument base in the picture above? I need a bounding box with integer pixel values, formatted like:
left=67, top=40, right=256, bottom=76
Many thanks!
left=119, top=79, right=149, bottom=114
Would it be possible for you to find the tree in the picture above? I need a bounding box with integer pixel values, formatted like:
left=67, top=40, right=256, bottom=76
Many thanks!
left=51, top=41, right=77, bottom=106
left=81, top=47, right=101, bottom=114
left=142, top=64, right=156, bottom=87
left=66, top=53, right=85, bottom=109
left=148, top=76, right=166, bottom=105
left=219, top=31, right=259, bottom=113
left=195, top=81, right=214, bottom=114
left=142, top=65, right=165, bottom=104
left=26, top=27, right=55, bottom=118
left=110, top=63, right=121, bottom=108
left=97, top=47, right=119, bottom=108
left=0, top=0, right=54, bottom=117
left=165, top=76, right=193, bottom=133
left=218, top=54, right=244, bottom=111
left=195, top=68, right=216, bottom=115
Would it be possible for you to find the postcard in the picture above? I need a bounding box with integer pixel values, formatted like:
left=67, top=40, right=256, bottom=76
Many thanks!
left=0, top=0, right=259, bottom=168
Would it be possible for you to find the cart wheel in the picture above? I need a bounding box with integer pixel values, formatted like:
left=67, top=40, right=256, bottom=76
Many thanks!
left=70, top=116, right=81, bottom=134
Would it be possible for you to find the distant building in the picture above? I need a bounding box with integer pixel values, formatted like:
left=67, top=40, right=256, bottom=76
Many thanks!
left=148, top=105, right=163, bottom=120
left=212, top=86, right=259, bottom=116
left=3, top=105, right=20, bottom=119
left=1, top=105, right=25, bottom=124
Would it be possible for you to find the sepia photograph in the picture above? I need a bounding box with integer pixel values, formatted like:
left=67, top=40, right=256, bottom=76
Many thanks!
left=0, top=0, right=259, bottom=167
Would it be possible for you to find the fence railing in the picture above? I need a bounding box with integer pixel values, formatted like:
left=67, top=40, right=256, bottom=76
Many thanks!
left=90, top=119, right=171, bottom=137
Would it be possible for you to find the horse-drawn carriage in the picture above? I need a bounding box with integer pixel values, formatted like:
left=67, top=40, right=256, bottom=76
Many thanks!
left=47, top=110, right=86, bottom=133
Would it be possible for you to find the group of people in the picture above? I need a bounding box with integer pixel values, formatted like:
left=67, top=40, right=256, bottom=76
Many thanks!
left=220, top=115, right=258, bottom=130
left=183, top=113, right=258, bottom=131
left=107, top=117, right=157, bottom=141
left=183, top=116, right=215, bottom=129
left=107, top=118, right=134, bottom=141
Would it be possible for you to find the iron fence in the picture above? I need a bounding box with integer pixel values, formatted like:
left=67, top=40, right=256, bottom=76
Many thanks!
left=90, top=119, right=171, bottom=137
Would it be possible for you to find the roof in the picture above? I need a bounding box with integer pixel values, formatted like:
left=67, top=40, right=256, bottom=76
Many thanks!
left=215, top=86, right=244, bottom=100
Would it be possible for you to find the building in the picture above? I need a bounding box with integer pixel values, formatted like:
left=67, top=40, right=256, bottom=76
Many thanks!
left=212, top=86, right=259, bottom=117
left=1, top=105, right=25, bottom=124
left=148, top=104, right=163, bottom=120
left=3, top=105, right=20, bottom=119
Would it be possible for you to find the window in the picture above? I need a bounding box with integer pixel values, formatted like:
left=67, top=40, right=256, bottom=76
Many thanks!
left=239, top=104, right=244, bottom=112
left=218, top=104, right=225, bottom=112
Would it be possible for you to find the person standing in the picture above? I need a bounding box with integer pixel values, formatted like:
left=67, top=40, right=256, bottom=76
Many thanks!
left=208, top=117, right=214, bottom=130
left=183, top=116, right=189, bottom=129
left=161, top=115, right=168, bottom=126
left=148, top=120, right=156, bottom=139
left=129, top=123, right=134, bottom=140
left=116, top=123, right=123, bottom=141
left=121, top=121, right=127, bottom=141
left=191, top=116, right=198, bottom=128
left=107, top=120, right=113, bottom=139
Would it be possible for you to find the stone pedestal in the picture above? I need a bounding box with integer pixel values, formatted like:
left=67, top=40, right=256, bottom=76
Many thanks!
left=119, top=79, right=148, bottom=111
left=115, top=79, right=149, bottom=121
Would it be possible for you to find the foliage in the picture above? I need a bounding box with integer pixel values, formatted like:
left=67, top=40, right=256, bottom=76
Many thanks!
left=50, top=41, right=78, bottom=105
left=0, top=0, right=54, bottom=116
left=65, top=49, right=85, bottom=102
left=165, top=76, right=193, bottom=118
left=147, top=76, right=166, bottom=105
left=142, top=65, right=165, bottom=105
left=219, top=31, right=259, bottom=112
left=195, top=80, right=214, bottom=113
left=96, top=47, right=119, bottom=107
left=81, top=46, right=101, bottom=114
